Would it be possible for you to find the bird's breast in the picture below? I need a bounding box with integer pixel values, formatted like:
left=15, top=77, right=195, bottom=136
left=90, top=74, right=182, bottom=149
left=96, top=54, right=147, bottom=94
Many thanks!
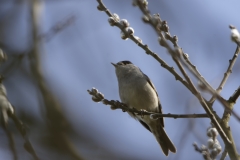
left=119, top=78, right=158, bottom=111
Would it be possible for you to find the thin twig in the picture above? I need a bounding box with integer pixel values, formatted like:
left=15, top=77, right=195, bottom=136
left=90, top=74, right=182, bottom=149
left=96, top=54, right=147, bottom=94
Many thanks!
left=220, top=148, right=228, bottom=160
left=8, top=110, right=39, bottom=160
left=229, top=86, right=240, bottom=104
left=39, top=15, right=76, bottom=42
left=88, top=88, right=209, bottom=119
left=4, top=127, right=17, bottom=160
left=151, top=113, right=209, bottom=119
left=180, top=52, right=240, bottom=122
left=220, top=87, right=240, bottom=159
left=158, top=36, right=231, bottom=144
left=209, top=46, right=240, bottom=103
left=182, top=53, right=213, bottom=95
left=134, top=0, right=178, bottom=47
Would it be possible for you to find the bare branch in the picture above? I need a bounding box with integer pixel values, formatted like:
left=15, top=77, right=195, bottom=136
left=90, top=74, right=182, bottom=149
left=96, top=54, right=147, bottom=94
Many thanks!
left=0, top=52, right=38, bottom=159
left=158, top=36, right=232, bottom=144
left=151, top=113, right=209, bottom=119
left=229, top=86, right=240, bottom=104
left=8, top=109, right=40, bottom=160
left=39, top=15, right=76, bottom=42
left=220, top=148, right=228, bottom=160
left=88, top=88, right=208, bottom=119
left=180, top=51, right=240, bottom=122
left=132, top=0, right=179, bottom=47
left=30, top=1, right=83, bottom=159
left=4, top=127, right=17, bottom=160
left=209, top=46, right=240, bottom=103
left=220, top=87, right=240, bottom=159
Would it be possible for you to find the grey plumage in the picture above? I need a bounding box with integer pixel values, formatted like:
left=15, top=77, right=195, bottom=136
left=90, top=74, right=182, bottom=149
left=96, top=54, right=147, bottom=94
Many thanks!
left=112, top=61, right=176, bottom=156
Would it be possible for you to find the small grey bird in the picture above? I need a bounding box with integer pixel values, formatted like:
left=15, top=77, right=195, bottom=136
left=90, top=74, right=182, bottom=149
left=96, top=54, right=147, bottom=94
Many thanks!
left=112, top=60, right=176, bottom=156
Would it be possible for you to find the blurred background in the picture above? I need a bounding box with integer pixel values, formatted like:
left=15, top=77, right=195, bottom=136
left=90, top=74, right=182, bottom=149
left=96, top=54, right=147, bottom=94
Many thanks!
left=0, top=0, right=240, bottom=160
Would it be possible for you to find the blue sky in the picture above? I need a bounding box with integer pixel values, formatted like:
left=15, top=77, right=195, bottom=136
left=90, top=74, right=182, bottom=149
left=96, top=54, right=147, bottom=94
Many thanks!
left=0, top=1, right=240, bottom=160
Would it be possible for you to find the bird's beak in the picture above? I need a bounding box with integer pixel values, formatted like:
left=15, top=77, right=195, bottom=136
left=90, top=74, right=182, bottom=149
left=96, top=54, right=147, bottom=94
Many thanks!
left=111, top=62, right=117, bottom=67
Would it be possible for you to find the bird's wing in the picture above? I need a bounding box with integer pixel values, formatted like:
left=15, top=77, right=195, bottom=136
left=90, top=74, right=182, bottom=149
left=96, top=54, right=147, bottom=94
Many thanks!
left=143, top=73, right=164, bottom=127
left=139, top=120, right=151, bottom=132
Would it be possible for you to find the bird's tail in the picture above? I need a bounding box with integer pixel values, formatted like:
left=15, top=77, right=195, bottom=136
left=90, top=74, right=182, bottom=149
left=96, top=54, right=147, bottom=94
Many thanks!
left=151, top=125, right=176, bottom=156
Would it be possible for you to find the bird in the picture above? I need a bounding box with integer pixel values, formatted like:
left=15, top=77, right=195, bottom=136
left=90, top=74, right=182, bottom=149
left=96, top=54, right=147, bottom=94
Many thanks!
left=111, top=60, right=176, bottom=156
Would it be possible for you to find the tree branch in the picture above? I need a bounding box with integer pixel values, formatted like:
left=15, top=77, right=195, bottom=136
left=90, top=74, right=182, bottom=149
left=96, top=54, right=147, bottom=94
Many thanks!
left=8, top=110, right=40, bottom=160
left=220, top=148, right=228, bottom=160
left=179, top=49, right=240, bottom=122
left=4, top=127, right=17, bottom=160
left=39, top=15, right=76, bottom=42
left=157, top=35, right=232, bottom=144
left=88, top=88, right=209, bottom=119
left=209, top=46, right=240, bottom=104
left=229, top=86, right=240, bottom=104
left=30, top=1, right=83, bottom=159
left=0, top=75, right=38, bottom=159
